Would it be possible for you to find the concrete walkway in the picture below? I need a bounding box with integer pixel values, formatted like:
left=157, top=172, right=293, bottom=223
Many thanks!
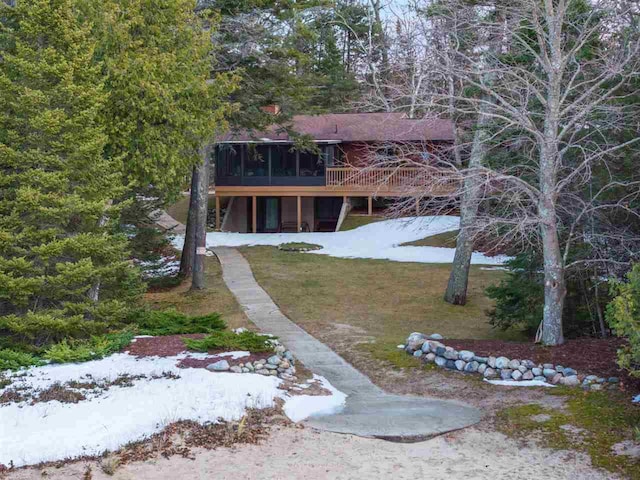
left=213, top=246, right=482, bottom=440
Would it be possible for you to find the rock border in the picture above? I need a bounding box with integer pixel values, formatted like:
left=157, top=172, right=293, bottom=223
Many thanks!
left=402, top=332, right=620, bottom=391
left=206, top=341, right=297, bottom=381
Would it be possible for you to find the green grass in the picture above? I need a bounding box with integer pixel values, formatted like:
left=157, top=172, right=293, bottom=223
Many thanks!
left=184, top=330, right=275, bottom=353
left=166, top=195, right=217, bottom=226
left=43, top=332, right=135, bottom=364
left=401, top=230, right=459, bottom=247
left=278, top=242, right=322, bottom=251
left=358, top=342, right=437, bottom=370
left=339, top=214, right=385, bottom=231
left=497, top=389, right=640, bottom=478
left=240, top=246, right=524, bottom=348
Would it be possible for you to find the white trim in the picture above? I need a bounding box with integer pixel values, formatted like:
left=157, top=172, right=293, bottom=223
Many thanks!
left=219, top=139, right=342, bottom=145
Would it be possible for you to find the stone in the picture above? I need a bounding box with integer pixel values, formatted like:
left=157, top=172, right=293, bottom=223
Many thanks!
left=495, top=357, right=510, bottom=369
left=517, top=365, right=528, bottom=373
left=508, top=359, right=521, bottom=370
left=522, top=360, right=536, bottom=369
left=556, top=365, right=564, bottom=373
left=229, top=365, right=243, bottom=373
left=608, top=377, right=620, bottom=383
left=435, top=346, right=446, bottom=356
left=543, top=368, right=557, bottom=379
left=246, top=363, right=254, bottom=372
left=596, top=377, right=606, bottom=384
left=543, top=363, right=555, bottom=369
left=267, top=355, right=281, bottom=365
left=455, top=360, right=466, bottom=371
left=413, top=350, right=423, bottom=358
left=241, top=367, right=250, bottom=373
left=268, top=370, right=278, bottom=376
left=277, top=367, right=285, bottom=373
left=473, top=356, right=488, bottom=364
left=429, top=333, right=444, bottom=340
left=487, top=356, right=497, bottom=369
left=444, top=350, right=459, bottom=360
left=283, top=351, right=294, bottom=361
left=464, top=361, right=479, bottom=373
left=279, top=373, right=295, bottom=381
left=562, top=368, right=577, bottom=377
left=275, top=345, right=286, bottom=354
left=265, top=363, right=278, bottom=370
left=560, top=375, right=580, bottom=386
left=483, top=367, right=497, bottom=378
left=511, top=370, right=523, bottom=381
left=279, top=360, right=291, bottom=369
left=420, top=342, right=431, bottom=353
left=532, top=367, right=543, bottom=376
left=522, top=371, right=534, bottom=381
left=406, top=332, right=428, bottom=351
left=590, top=383, right=603, bottom=391
left=435, top=356, right=447, bottom=367
left=478, top=363, right=487, bottom=374
left=206, top=360, right=230, bottom=372
left=459, top=350, right=475, bottom=362
left=551, top=373, right=563, bottom=385
left=445, top=360, right=457, bottom=370
left=256, top=369, right=270, bottom=376
left=533, top=376, right=547, bottom=382
left=500, top=369, right=513, bottom=380
left=584, top=375, right=599, bottom=383
left=255, top=359, right=266, bottom=365
left=424, top=353, right=436, bottom=363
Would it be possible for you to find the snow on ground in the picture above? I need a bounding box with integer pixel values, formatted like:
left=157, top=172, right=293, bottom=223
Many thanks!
left=0, top=353, right=346, bottom=467
left=484, top=379, right=556, bottom=388
left=172, top=216, right=509, bottom=265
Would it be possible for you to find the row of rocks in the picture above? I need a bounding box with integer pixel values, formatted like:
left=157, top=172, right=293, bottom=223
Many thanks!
left=403, top=332, right=619, bottom=391
left=206, top=344, right=297, bottom=381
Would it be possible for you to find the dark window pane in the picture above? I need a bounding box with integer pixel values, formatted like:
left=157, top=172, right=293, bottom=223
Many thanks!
left=299, top=150, right=324, bottom=177
left=271, top=146, right=296, bottom=176
left=245, top=145, right=269, bottom=176
left=216, top=145, right=241, bottom=177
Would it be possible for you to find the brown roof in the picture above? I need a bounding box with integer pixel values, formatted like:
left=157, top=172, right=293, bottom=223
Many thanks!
left=219, top=112, right=454, bottom=143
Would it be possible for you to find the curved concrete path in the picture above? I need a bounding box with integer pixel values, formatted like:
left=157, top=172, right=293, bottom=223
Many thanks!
left=213, top=247, right=482, bottom=440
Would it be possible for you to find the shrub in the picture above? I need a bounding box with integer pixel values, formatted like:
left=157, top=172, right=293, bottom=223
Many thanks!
left=606, top=264, right=640, bottom=377
left=0, top=349, right=44, bottom=371
left=131, top=310, right=226, bottom=336
left=486, top=253, right=544, bottom=335
left=44, top=332, right=134, bottom=364
left=184, top=330, right=275, bottom=353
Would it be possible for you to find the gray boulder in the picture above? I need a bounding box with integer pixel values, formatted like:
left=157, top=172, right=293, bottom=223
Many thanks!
left=483, top=367, right=497, bottom=378
left=464, top=361, right=479, bottom=373
left=267, top=355, right=281, bottom=365
left=522, top=371, right=534, bottom=381
left=413, top=350, right=423, bottom=358
left=522, top=360, right=536, bottom=369
left=487, top=356, right=497, bottom=369
left=405, top=332, right=428, bottom=351
left=560, top=375, right=580, bottom=386
left=500, top=369, right=514, bottom=380
left=424, top=353, right=436, bottom=363
left=473, top=356, right=488, bottom=364
left=532, top=367, right=543, bottom=376
left=562, top=368, right=577, bottom=377
left=429, top=333, right=444, bottom=340
left=445, top=359, right=457, bottom=369
left=543, top=368, right=557, bottom=379
left=533, top=376, right=547, bottom=382
left=478, top=363, right=487, bottom=375
left=435, top=356, right=447, bottom=367
left=459, top=350, right=475, bottom=362
left=229, top=365, right=243, bottom=373
left=495, top=357, right=510, bottom=369
left=508, top=359, right=521, bottom=369
left=443, top=349, right=459, bottom=360
left=511, top=370, right=523, bottom=381
left=206, top=360, right=230, bottom=372
left=455, top=360, right=466, bottom=371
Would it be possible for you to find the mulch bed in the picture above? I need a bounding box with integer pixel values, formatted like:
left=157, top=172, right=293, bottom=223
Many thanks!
left=446, top=337, right=640, bottom=393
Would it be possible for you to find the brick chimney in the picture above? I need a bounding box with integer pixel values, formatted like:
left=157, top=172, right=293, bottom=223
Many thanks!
left=260, top=104, right=281, bottom=115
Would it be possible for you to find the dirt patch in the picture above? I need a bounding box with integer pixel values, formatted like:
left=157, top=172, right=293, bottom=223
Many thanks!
left=34, top=384, right=86, bottom=404
left=126, top=334, right=205, bottom=357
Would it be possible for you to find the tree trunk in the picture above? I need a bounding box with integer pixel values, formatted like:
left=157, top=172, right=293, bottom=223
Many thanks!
left=179, top=166, right=199, bottom=278
left=444, top=100, right=490, bottom=305
left=190, top=147, right=210, bottom=291
left=540, top=218, right=566, bottom=345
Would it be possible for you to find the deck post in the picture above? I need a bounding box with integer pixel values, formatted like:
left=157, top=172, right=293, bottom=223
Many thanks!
left=297, top=196, right=302, bottom=232
left=368, top=196, right=373, bottom=216
left=215, top=195, right=221, bottom=231
left=252, top=196, right=257, bottom=233
left=415, top=197, right=420, bottom=216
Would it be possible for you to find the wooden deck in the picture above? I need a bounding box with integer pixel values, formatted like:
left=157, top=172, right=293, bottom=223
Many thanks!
left=325, top=167, right=458, bottom=195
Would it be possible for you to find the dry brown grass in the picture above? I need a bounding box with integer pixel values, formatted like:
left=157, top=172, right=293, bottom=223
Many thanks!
left=144, top=257, right=250, bottom=331
left=240, top=246, right=524, bottom=346
left=400, top=230, right=459, bottom=247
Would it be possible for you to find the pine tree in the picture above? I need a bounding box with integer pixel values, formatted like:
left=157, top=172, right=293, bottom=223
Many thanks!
left=0, top=0, right=141, bottom=349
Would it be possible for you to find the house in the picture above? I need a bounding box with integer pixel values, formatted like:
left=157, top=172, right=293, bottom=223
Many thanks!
left=213, top=112, right=455, bottom=233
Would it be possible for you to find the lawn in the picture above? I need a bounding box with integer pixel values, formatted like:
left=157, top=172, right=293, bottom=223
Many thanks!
left=144, top=256, right=250, bottom=331
left=240, top=246, right=524, bottom=347
left=401, top=229, right=459, bottom=247
left=166, top=194, right=217, bottom=226
left=339, top=214, right=385, bottom=231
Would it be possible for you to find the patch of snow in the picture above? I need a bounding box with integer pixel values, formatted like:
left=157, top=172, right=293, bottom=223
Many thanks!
left=283, top=375, right=347, bottom=422
left=0, top=353, right=344, bottom=467
left=397, top=344, right=405, bottom=349
left=484, top=379, right=555, bottom=388
left=633, top=394, right=640, bottom=403
left=172, top=216, right=509, bottom=265
left=134, top=335, right=154, bottom=339
left=185, top=351, right=251, bottom=361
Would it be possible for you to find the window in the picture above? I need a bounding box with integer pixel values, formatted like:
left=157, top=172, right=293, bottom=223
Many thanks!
left=245, top=145, right=269, bottom=176
left=216, top=145, right=241, bottom=177
left=299, top=150, right=325, bottom=177
left=271, top=145, right=297, bottom=176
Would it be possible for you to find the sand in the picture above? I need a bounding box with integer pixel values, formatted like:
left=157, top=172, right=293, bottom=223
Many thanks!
left=6, top=424, right=614, bottom=480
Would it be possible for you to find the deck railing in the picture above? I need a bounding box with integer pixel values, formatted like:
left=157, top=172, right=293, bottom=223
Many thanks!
left=325, top=167, right=458, bottom=195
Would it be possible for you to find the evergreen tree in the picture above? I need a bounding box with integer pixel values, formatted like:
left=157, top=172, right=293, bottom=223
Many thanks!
left=0, top=0, right=141, bottom=349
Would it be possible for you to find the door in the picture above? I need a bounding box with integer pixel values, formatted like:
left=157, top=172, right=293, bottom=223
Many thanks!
left=263, top=197, right=280, bottom=232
